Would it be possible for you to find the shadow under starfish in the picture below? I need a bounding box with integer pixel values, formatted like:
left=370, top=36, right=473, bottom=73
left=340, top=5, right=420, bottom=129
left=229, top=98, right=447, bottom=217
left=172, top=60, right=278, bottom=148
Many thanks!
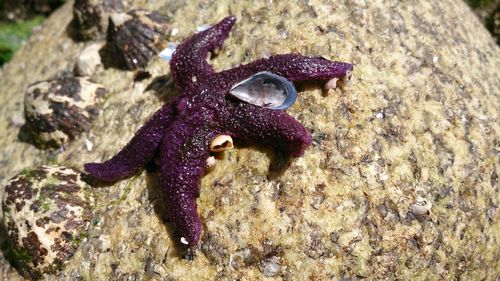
left=85, top=16, right=353, bottom=246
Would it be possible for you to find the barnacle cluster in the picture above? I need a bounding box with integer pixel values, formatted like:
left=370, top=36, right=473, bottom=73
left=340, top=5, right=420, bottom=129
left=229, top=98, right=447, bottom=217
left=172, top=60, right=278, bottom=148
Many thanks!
left=3, top=1, right=173, bottom=278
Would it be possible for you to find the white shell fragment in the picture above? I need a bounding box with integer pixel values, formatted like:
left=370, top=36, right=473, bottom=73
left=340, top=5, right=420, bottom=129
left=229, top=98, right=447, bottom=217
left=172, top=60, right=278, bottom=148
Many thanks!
left=74, top=42, right=104, bottom=77
left=229, top=71, right=297, bottom=110
left=159, top=42, right=177, bottom=62
left=324, top=70, right=352, bottom=90
left=410, top=196, right=432, bottom=216
left=324, top=78, right=339, bottom=90
left=210, top=135, right=234, bottom=152
left=206, top=156, right=217, bottom=168
left=196, top=24, right=212, bottom=32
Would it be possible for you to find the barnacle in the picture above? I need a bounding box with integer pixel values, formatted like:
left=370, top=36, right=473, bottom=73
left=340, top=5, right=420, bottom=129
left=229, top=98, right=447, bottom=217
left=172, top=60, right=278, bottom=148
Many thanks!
left=74, top=42, right=104, bottom=77
left=71, top=0, right=128, bottom=40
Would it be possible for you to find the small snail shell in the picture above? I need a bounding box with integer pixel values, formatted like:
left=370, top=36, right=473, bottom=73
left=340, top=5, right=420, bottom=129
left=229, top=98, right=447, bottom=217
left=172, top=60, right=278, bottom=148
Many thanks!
left=210, top=135, right=234, bottom=152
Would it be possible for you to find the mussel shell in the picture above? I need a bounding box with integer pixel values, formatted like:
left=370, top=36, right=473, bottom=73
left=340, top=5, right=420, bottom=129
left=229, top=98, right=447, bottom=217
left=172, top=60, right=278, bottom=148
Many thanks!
left=229, top=71, right=297, bottom=110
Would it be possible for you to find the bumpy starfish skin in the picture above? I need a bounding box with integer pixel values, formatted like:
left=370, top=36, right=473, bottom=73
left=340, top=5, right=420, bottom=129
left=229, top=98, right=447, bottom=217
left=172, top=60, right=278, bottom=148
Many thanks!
left=85, top=16, right=353, bottom=245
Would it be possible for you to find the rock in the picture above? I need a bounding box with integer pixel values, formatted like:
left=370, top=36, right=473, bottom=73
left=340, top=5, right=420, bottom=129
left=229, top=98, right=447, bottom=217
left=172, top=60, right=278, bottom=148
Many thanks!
left=74, top=42, right=104, bottom=77
left=258, top=256, right=281, bottom=277
left=0, top=0, right=498, bottom=280
left=24, top=77, right=106, bottom=148
left=1, top=166, right=94, bottom=279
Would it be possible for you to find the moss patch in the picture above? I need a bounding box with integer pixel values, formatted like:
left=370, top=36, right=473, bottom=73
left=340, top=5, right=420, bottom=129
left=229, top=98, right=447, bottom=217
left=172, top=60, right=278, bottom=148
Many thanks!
left=0, top=16, right=44, bottom=65
left=466, top=0, right=494, bottom=8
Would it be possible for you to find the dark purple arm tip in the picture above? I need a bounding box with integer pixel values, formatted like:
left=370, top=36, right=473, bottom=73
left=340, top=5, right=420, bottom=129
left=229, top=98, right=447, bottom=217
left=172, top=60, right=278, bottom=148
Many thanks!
left=85, top=102, right=176, bottom=182
left=170, top=16, right=237, bottom=92
left=215, top=54, right=353, bottom=93
left=166, top=193, right=202, bottom=245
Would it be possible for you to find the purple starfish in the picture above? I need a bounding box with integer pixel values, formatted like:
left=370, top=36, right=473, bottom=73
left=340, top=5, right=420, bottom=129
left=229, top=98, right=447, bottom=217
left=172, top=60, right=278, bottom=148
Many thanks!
left=85, top=16, right=353, bottom=245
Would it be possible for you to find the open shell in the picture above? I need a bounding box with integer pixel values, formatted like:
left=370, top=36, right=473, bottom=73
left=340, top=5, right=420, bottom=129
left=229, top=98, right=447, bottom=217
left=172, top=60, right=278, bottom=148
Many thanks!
left=229, top=71, right=297, bottom=110
left=210, top=135, right=233, bottom=152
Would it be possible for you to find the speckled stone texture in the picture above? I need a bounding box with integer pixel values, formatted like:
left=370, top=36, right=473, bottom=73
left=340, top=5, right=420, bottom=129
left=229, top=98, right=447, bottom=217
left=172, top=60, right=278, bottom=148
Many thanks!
left=0, top=0, right=498, bottom=280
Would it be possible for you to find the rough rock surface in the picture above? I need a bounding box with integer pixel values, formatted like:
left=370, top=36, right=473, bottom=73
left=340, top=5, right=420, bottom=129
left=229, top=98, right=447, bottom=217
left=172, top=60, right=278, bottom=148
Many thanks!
left=0, top=0, right=499, bottom=280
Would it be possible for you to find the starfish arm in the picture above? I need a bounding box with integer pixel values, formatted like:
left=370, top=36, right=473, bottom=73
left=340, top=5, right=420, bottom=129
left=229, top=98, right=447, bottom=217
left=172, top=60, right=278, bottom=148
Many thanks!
left=215, top=54, right=353, bottom=91
left=170, top=16, right=236, bottom=92
left=159, top=120, right=219, bottom=245
left=84, top=102, right=176, bottom=182
left=226, top=103, right=312, bottom=157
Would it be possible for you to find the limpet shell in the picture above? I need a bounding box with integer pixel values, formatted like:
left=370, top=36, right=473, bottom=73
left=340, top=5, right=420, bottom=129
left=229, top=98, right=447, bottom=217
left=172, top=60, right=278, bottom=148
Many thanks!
left=229, top=71, right=297, bottom=110
left=1, top=166, right=94, bottom=279
left=100, top=9, right=169, bottom=70
left=24, top=77, right=106, bottom=148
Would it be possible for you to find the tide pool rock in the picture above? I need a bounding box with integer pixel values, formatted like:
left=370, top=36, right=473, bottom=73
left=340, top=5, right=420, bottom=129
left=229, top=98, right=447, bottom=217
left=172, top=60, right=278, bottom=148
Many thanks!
left=0, top=0, right=498, bottom=280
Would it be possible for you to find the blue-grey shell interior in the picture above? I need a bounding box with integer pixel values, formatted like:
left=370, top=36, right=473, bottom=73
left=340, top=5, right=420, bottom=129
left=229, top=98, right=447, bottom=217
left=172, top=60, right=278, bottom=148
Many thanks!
left=229, top=71, right=297, bottom=110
